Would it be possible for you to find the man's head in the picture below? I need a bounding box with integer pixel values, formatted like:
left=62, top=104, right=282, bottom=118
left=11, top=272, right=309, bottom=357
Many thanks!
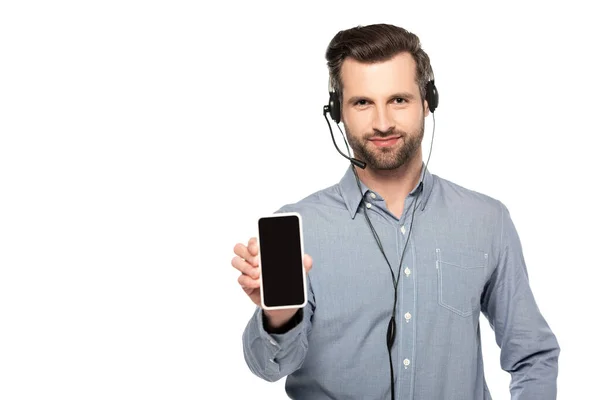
left=325, top=24, right=434, bottom=170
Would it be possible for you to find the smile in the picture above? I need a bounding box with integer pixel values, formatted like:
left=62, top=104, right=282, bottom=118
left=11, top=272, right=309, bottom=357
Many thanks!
left=369, top=137, right=401, bottom=147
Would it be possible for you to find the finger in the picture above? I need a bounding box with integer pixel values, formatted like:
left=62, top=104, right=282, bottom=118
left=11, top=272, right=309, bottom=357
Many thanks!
left=238, top=274, right=261, bottom=289
left=231, top=256, right=259, bottom=278
left=233, top=243, right=253, bottom=262
left=303, top=254, right=313, bottom=273
left=247, top=237, right=259, bottom=257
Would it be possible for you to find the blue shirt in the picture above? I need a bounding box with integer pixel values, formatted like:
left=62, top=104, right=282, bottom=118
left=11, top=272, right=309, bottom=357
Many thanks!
left=242, top=163, right=560, bottom=399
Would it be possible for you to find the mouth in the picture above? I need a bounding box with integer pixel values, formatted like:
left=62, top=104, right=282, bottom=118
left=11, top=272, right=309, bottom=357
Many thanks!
left=369, top=136, right=402, bottom=147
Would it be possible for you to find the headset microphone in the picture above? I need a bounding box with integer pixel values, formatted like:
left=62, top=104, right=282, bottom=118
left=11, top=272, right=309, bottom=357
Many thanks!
left=322, top=105, right=367, bottom=169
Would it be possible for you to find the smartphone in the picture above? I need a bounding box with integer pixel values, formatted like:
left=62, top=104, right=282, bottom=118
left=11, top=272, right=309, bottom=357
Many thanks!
left=257, top=212, right=307, bottom=310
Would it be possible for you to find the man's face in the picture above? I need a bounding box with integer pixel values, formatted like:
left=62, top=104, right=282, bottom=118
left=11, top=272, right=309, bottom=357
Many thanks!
left=340, top=52, right=429, bottom=170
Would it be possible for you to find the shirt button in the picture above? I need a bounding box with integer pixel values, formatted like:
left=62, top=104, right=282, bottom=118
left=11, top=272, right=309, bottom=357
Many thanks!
left=366, top=203, right=372, bottom=209
left=404, top=312, right=412, bottom=322
left=370, top=192, right=377, bottom=199
left=404, top=267, right=411, bottom=277
left=400, top=225, right=406, bottom=235
left=403, top=358, right=411, bottom=368
left=269, top=358, right=276, bottom=364
left=269, top=339, right=277, bottom=346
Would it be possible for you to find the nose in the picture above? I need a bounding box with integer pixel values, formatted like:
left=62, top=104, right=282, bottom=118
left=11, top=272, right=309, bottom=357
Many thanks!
left=373, top=105, right=394, bottom=133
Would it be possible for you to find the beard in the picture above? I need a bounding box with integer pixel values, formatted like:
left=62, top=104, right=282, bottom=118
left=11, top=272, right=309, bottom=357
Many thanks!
left=345, top=120, right=424, bottom=170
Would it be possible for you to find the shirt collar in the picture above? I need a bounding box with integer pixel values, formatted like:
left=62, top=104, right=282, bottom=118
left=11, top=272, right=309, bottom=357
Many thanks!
left=339, top=161, right=434, bottom=219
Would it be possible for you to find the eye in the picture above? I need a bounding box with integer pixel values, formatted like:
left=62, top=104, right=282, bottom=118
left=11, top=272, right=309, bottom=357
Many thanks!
left=354, top=99, right=368, bottom=106
left=394, top=97, right=406, bottom=104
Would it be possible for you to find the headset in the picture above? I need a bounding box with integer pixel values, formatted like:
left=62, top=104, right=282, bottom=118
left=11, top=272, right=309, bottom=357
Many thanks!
left=323, top=78, right=437, bottom=170
left=323, top=72, right=438, bottom=400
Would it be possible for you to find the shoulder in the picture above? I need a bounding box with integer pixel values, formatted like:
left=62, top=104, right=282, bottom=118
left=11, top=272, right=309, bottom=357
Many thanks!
left=272, top=182, right=347, bottom=219
left=432, top=173, right=507, bottom=219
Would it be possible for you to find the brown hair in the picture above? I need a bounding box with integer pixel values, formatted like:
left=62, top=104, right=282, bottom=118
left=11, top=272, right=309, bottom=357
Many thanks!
left=325, top=23, right=433, bottom=103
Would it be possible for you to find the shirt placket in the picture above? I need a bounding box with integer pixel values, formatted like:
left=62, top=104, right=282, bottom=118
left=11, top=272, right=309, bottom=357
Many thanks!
left=397, top=201, right=417, bottom=400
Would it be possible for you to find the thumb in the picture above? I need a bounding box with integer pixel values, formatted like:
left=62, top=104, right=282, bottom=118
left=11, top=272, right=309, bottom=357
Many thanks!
left=303, top=254, right=313, bottom=273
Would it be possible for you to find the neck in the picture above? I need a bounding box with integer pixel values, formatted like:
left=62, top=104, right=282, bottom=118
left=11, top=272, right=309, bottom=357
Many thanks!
left=356, top=148, right=424, bottom=205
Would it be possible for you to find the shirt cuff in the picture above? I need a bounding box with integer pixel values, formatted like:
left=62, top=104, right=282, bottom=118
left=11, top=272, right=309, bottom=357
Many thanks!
left=254, top=308, right=305, bottom=373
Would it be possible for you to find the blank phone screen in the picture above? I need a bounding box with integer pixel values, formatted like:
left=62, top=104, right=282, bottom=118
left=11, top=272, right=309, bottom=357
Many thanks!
left=258, top=214, right=305, bottom=308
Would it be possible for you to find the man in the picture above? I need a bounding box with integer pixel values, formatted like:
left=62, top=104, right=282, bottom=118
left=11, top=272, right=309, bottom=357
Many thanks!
left=231, top=23, right=559, bottom=399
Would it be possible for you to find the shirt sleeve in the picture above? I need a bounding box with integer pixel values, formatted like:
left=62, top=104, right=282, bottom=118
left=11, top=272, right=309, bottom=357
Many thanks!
left=481, top=201, right=560, bottom=399
left=241, top=277, right=315, bottom=382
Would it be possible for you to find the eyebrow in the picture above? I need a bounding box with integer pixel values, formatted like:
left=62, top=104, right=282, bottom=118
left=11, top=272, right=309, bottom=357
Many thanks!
left=346, top=92, right=417, bottom=104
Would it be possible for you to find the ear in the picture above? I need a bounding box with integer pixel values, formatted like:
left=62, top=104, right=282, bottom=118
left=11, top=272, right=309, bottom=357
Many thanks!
left=423, top=100, right=430, bottom=117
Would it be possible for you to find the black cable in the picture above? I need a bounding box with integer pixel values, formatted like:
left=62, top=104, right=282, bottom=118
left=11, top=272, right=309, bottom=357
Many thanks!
left=340, top=113, right=436, bottom=400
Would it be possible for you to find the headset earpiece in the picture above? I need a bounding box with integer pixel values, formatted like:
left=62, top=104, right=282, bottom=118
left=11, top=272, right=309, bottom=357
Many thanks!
left=328, top=90, right=341, bottom=124
left=425, top=80, right=439, bottom=113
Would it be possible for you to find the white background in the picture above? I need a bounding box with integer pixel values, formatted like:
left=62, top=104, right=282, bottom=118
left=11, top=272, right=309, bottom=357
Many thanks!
left=1, top=1, right=598, bottom=399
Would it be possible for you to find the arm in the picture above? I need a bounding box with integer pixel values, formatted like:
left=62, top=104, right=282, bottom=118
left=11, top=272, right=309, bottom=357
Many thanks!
left=242, top=277, right=315, bottom=382
left=481, top=202, right=560, bottom=399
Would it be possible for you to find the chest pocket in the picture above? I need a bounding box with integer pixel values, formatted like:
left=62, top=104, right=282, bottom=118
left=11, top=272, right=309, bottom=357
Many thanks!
left=436, top=248, right=488, bottom=317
